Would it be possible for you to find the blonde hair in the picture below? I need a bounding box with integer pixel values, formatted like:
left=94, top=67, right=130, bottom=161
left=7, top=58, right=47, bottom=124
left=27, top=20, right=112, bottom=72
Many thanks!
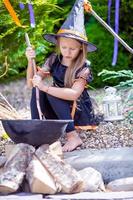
left=56, top=38, right=88, bottom=88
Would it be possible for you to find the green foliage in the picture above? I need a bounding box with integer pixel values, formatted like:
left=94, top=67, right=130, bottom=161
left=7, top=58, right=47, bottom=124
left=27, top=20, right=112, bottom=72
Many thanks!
left=0, top=0, right=132, bottom=87
left=120, top=0, right=133, bottom=43
left=98, top=69, right=133, bottom=89
left=0, top=0, right=62, bottom=82
left=83, top=0, right=132, bottom=88
left=124, top=89, right=133, bottom=124
left=86, top=22, right=130, bottom=87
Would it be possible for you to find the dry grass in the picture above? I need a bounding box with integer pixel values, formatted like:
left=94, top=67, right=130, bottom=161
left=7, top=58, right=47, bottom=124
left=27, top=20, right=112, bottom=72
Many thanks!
left=0, top=92, right=21, bottom=120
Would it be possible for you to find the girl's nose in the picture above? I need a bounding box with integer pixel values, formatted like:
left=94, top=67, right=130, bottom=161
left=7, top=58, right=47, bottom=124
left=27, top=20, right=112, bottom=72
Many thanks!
left=66, top=49, right=71, bottom=56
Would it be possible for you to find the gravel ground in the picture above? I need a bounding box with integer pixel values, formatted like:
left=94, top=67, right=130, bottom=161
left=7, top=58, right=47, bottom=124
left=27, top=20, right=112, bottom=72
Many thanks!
left=0, top=79, right=132, bottom=155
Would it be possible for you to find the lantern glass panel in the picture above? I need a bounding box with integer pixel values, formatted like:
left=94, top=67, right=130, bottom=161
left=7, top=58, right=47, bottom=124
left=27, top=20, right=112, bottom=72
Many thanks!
left=102, top=87, right=124, bottom=121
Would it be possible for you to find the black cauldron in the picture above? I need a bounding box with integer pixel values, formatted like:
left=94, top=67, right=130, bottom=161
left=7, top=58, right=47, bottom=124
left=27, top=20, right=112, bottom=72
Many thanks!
left=1, top=119, right=71, bottom=146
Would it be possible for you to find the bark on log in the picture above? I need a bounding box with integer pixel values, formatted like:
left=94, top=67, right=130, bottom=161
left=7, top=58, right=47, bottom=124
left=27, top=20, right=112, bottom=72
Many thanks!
left=5, top=144, right=16, bottom=159
left=0, top=156, right=7, bottom=167
left=36, top=142, right=63, bottom=159
left=0, top=167, right=3, bottom=175
left=26, top=155, right=59, bottom=194
left=49, top=141, right=63, bottom=159
left=0, top=143, right=35, bottom=194
left=35, top=145, right=83, bottom=194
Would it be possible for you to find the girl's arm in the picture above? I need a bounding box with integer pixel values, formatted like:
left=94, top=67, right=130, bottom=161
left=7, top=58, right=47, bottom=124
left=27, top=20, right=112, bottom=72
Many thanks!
left=26, top=62, right=50, bottom=88
left=25, top=47, right=50, bottom=88
left=32, top=67, right=90, bottom=100
left=26, top=47, right=37, bottom=88
left=26, top=59, right=34, bottom=88
left=47, top=78, right=86, bottom=100
left=32, top=75, right=87, bottom=101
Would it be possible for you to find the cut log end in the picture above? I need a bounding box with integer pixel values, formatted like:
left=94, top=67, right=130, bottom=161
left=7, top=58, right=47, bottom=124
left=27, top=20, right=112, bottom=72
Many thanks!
left=69, top=181, right=83, bottom=194
left=0, top=182, right=17, bottom=194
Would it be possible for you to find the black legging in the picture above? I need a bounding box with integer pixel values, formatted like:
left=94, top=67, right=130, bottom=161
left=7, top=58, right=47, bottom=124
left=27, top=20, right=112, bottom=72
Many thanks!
left=30, top=88, right=75, bottom=133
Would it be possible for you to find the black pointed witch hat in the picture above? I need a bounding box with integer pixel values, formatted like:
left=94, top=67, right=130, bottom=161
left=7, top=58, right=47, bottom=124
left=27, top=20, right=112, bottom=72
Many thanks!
left=43, top=0, right=97, bottom=52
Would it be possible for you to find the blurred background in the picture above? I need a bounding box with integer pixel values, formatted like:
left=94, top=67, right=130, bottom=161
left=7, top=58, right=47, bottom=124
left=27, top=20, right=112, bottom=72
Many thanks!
left=0, top=0, right=133, bottom=88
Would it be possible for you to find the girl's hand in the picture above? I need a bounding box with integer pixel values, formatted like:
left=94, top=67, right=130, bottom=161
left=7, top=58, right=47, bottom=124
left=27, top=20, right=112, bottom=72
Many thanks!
left=37, top=66, right=50, bottom=77
left=25, top=47, right=36, bottom=61
left=32, top=75, right=44, bottom=90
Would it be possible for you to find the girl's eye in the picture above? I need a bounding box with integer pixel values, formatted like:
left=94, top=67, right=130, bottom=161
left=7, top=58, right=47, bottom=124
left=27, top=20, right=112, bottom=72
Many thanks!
left=62, top=46, right=67, bottom=49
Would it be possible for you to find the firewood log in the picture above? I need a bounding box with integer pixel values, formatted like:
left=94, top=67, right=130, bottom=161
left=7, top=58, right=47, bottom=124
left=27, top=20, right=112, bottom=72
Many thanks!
left=0, top=143, right=35, bottom=194
left=5, top=144, right=16, bottom=159
left=0, top=156, right=7, bottom=168
left=37, top=142, right=63, bottom=159
left=26, top=155, right=60, bottom=194
left=0, top=167, right=3, bottom=175
left=49, top=141, right=63, bottom=159
left=35, top=145, right=83, bottom=194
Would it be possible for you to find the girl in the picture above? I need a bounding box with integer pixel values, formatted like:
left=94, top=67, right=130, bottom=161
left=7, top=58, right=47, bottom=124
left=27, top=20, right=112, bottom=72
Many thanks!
left=25, top=0, right=99, bottom=152
left=26, top=36, right=99, bottom=152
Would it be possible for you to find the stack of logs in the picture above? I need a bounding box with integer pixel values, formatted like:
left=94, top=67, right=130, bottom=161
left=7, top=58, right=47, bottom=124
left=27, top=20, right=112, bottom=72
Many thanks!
left=0, top=141, right=105, bottom=195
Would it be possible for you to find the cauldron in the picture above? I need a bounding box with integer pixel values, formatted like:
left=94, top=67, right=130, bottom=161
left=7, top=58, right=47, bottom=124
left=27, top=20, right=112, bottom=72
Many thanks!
left=1, top=119, right=71, bottom=146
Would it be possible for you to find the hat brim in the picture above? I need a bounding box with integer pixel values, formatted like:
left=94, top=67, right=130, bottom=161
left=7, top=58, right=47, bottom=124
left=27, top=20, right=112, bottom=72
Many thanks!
left=43, top=33, right=97, bottom=52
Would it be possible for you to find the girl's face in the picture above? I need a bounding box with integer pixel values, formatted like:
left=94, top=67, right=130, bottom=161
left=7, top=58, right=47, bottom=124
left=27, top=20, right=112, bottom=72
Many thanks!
left=59, top=37, right=82, bottom=61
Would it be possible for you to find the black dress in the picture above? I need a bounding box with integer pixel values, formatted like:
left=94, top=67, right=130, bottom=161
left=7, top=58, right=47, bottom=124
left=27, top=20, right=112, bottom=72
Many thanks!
left=30, top=54, right=99, bottom=133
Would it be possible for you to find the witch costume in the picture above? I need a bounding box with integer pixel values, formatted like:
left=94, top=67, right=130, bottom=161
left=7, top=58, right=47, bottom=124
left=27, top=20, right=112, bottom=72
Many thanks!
left=30, top=0, right=99, bottom=132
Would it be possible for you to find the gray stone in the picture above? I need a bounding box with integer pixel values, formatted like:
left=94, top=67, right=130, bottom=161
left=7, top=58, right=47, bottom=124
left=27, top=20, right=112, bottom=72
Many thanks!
left=46, top=191, right=133, bottom=199
left=0, top=193, right=43, bottom=199
left=107, top=177, right=133, bottom=191
left=78, top=167, right=105, bottom=192
left=64, top=147, right=133, bottom=183
left=0, top=156, right=6, bottom=167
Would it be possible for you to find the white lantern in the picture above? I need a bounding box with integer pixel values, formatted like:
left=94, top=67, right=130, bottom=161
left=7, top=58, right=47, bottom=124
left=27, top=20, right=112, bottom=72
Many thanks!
left=102, top=87, right=124, bottom=121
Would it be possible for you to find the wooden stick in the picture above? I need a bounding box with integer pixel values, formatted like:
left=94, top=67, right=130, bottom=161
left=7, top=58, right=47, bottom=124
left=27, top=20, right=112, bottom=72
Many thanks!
left=0, top=92, right=20, bottom=119
left=84, top=1, right=133, bottom=54
left=0, top=92, right=18, bottom=114
left=25, top=33, right=44, bottom=119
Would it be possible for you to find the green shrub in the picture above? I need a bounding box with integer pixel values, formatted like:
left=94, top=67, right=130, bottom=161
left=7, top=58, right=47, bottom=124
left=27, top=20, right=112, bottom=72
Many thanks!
left=0, top=0, right=132, bottom=87
left=0, top=0, right=61, bottom=82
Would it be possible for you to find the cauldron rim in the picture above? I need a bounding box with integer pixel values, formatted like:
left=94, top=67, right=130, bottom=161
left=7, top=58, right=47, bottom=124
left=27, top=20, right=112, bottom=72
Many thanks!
left=0, top=119, right=73, bottom=146
left=0, top=119, right=73, bottom=122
